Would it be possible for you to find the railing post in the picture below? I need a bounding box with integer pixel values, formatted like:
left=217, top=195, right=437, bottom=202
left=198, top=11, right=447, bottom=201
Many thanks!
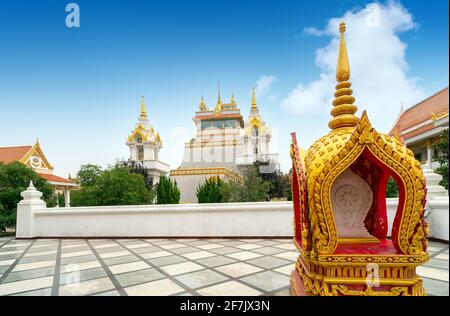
left=16, top=181, right=46, bottom=238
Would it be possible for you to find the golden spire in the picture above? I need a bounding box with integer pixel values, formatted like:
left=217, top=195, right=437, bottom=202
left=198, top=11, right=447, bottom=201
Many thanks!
left=199, top=95, right=207, bottom=111
left=140, top=96, right=147, bottom=118
left=251, top=87, right=257, bottom=110
left=215, top=81, right=222, bottom=113
left=328, top=22, right=358, bottom=130
left=217, top=81, right=222, bottom=105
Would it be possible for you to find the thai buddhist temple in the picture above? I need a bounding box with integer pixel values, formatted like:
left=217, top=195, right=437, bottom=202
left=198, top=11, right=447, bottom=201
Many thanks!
left=0, top=140, right=78, bottom=206
left=290, top=22, right=429, bottom=296
left=389, top=87, right=449, bottom=168
left=126, top=96, right=170, bottom=185
left=170, top=84, right=279, bottom=203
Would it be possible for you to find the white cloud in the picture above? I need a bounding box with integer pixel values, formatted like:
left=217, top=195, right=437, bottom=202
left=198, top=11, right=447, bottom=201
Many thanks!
left=303, top=27, right=327, bottom=37
left=254, top=75, right=277, bottom=97
left=281, top=1, right=425, bottom=133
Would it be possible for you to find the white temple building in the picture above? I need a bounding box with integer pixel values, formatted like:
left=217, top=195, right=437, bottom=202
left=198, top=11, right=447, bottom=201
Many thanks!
left=126, top=96, right=170, bottom=184
left=171, top=87, right=279, bottom=203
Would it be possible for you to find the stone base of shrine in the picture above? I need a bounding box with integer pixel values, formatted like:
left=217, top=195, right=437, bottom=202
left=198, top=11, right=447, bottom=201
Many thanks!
left=289, top=269, right=307, bottom=296
left=289, top=257, right=427, bottom=296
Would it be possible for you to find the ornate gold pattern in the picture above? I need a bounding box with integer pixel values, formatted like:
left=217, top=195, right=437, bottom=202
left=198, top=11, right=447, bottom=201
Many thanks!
left=170, top=167, right=242, bottom=182
left=294, top=257, right=426, bottom=296
left=305, top=111, right=427, bottom=255
left=245, top=116, right=266, bottom=135
left=20, top=140, right=54, bottom=171
left=431, top=110, right=449, bottom=121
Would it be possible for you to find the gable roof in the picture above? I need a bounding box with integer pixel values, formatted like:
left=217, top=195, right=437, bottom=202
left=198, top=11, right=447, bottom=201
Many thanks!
left=0, top=145, right=33, bottom=163
left=389, top=87, right=449, bottom=140
left=38, top=172, right=77, bottom=186
left=0, top=142, right=54, bottom=170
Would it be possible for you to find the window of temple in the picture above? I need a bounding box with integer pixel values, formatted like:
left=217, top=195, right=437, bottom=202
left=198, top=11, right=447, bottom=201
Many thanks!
left=135, top=135, right=142, bottom=143
left=201, top=121, right=213, bottom=130
left=224, top=120, right=236, bottom=128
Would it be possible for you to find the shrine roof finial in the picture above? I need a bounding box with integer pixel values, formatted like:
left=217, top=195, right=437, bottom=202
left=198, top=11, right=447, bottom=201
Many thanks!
left=199, top=95, right=207, bottom=111
left=336, top=22, right=350, bottom=82
left=140, top=96, right=147, bottom=118
left=214, top=81, right=222, bottom=113
left=328, top=22, right=358, bottom=130
left=251, top=87, right=257, bottom=110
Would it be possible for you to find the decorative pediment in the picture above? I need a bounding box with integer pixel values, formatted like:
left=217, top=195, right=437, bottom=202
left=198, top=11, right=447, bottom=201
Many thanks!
left=20, top=141, right=54, bottom=171
left=245, top=116, right=266, bottom=135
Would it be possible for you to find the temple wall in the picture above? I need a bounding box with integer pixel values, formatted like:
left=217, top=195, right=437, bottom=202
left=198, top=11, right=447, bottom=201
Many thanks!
left=16, top=187, right=448, bottom=241
left=16, top=201, right=293, bottom=238
left=387, top=197, right=449, bottom=241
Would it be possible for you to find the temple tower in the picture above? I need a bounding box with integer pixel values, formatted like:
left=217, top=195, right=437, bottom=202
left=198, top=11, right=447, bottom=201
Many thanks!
left=237, top=87, right=276, bottom=173
left=126, top=96, right=170, bottom=184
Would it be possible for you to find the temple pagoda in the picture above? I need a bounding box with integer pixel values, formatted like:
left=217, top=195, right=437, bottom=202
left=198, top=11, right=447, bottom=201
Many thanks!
left=126, top=96, right=170, bottom=185
left=171, top=85, right=278, bottom=203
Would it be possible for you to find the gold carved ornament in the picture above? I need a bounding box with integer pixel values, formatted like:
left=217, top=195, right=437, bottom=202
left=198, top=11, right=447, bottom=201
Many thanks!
left=305, top=111, right=427, bottom=255
left=245, top=116, right=266, bottom=135
left=290, top=132, right=311, bottom=252
left=294, top=259, right=426, bottom=296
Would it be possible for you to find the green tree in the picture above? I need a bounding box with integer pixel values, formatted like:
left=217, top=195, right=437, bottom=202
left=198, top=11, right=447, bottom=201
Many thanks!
left=0, top=162, right=56, bottom=232
left=196, top=176, right=225, bottom=203
left=71, top=165, right=154, bottom=206
left=433, top=129, right=449, bottom=191
left=119, top=160, right=155, bottom=190
left=156, top=175, right=180, bottom=204
left=220, top=179, right=244, bottom=202
left=253, top=162, right=290, bottom=200
left=386, top=177, right=399, bottom=198
left=76, top=164, right=102, bottom=187
left=240, top=166, right=272, bottom=202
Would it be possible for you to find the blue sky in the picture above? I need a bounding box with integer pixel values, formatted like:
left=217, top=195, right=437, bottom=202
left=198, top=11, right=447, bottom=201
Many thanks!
left=0, top=0, right=448, bottom=176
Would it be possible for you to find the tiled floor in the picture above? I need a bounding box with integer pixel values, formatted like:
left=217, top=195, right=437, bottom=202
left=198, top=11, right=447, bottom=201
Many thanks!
left=0, top=237, right=448, bottom=296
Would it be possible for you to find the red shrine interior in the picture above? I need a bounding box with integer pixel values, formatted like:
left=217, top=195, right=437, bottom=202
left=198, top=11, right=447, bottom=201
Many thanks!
left=292, top=144, right=423, bottom=256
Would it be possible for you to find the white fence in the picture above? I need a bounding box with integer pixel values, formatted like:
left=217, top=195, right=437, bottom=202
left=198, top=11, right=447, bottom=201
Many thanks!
left=386, top=197, right=450, bottom=242
left=16, top=183, right=448, bottom=241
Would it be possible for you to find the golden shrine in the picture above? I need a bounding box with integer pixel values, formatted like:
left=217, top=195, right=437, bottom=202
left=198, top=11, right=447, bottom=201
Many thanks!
left=289, top=22, right=429, bottom=296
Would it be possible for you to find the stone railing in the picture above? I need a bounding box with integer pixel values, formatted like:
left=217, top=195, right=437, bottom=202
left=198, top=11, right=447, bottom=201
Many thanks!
left=16, top=182, right=293, bottom=238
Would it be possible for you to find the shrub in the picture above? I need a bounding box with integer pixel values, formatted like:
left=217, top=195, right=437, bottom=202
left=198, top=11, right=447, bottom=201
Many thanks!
left=156, top=175, right=180, bottom=204
left=386, top=176, right=399, bottom=198
left=71, top=165, right=154, bottom=206
left=196, top=176, right=225, bottom=203
left=241, top=166, right=272, bottom=202
left=0, top=162, right=56, bottom=232
left=433, top=129, right=449, bottom=191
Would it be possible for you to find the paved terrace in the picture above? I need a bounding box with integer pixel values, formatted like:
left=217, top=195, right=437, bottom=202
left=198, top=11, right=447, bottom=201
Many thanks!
left=0, top=237, right=448, bottom=296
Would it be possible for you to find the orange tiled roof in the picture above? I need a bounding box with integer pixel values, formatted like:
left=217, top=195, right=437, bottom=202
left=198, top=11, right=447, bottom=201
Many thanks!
left=0, top=145, right=32, bottom=163
left=37, top=172, right=74, bottom=184
left=389, top=87, right=449, bottom=140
